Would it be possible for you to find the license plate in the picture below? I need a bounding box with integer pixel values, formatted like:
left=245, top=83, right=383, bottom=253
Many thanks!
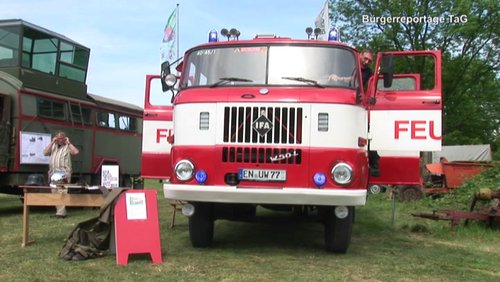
left=238, top=169, right=286, bottom=182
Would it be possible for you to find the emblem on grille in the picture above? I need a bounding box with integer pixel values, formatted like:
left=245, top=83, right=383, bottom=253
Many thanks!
left=269, top=150, right=300, bottom=162
left=252, top=110, right=273, bottom=136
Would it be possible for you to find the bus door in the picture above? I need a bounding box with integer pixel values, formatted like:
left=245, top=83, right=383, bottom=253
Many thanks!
left=141, top=75, right=173, bottom=179
left=368, top=51, right=442, bottom=183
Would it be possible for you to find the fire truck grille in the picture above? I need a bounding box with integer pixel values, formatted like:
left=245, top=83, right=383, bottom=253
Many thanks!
left=222, top=147, right=302, bottom=164
left=223, top=106, right=303, bottom=144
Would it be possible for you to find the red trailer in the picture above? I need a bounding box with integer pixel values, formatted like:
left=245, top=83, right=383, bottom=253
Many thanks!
left=425, top=161, right=493, bottom=194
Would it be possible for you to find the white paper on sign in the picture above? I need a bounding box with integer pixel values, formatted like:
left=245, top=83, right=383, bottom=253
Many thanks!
left=125, top=193, right=147, bottom=220
left=101, top=165, right=119, bottom=188
left=20, top=131, right=51, bottom=164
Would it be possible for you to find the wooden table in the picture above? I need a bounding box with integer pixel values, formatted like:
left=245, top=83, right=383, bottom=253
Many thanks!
left=19, top=185, right=105, bottom=247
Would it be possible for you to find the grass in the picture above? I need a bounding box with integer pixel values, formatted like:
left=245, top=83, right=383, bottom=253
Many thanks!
left=1, top=163, right=499, bottom=281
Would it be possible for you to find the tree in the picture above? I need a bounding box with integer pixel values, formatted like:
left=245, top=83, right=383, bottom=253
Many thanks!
left=329, top=0, right=499, bottom=151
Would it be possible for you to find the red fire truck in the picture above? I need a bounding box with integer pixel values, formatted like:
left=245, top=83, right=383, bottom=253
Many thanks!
left=142, top=30, right=442, bottom=253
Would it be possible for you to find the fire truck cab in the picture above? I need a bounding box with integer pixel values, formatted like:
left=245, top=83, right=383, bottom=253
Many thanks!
left=142, top=32, right=442, bottom=253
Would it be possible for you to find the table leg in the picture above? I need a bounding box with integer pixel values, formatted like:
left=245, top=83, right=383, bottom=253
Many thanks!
left=22, top=191, right=29, bottom=247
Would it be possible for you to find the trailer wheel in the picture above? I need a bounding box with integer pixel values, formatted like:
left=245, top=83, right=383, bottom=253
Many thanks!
left=397, top=185, right=423, bottom=202
left=189, top=202, right=214, bottom=247
left=324, top=206, right=354, bottom=254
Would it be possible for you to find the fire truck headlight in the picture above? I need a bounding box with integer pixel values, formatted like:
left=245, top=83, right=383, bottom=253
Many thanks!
left=195, top=170, right=208, bottom=184
left=164, top=73, right=177, bottom=87
left=313, top=172, right=327, bottom=188
left=175, top=160, right=194, bottom=181
left=331, top=163, right=352, bottom=185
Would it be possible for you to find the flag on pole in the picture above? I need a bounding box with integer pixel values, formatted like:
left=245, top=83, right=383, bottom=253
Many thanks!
left=161, top=8, right=177, bottom=63
left=314, top=0, right=330, bottom=40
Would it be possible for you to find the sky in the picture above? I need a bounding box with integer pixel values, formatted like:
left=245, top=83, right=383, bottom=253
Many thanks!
left=1, top=0, right=329, bottom=108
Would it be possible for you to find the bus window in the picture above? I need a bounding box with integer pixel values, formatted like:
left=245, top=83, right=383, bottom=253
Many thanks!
left=108, top=113, right=116, bottom=128
left=31, top=37, right=58, bottom=75
left=0, top=25, right=20, bottom=67
left=70, top=104, right=82, bottom=124
left=22, top=37, right=32, bottom=68
left=119, top=115, right=129, bottom=130
left=59, top=41, right=88, bottom=82
left=97, top=111, right=117, bottom=128
left=70, top=104, right=92, bottom=125
left=118, top=116, right=137, bottom=132
left=21, top=26, right=89, bottom=82
left=118, top=115, right=135, bottom=131
left=129, top=117, right=137, bottom=131
left=37, top=98, right=66, bottom=120
left=59, top=64, right=86, bottom=81
left=60, top=41, right=88, bottom=68
left=81, top=107, right=92, bottom=125
left=97, top=111, right=108, bottom=127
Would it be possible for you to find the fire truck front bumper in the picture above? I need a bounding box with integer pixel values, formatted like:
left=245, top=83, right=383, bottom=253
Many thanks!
left=163, top=184, right=367, bottom=206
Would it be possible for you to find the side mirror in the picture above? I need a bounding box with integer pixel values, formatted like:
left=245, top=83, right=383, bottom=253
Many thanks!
left=380, top=54, right=394, bottom=88
left=161, top=61, right=176, bottom=92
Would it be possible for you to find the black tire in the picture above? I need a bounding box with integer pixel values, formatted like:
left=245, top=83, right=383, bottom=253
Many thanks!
left=324, top=206, right=354, bottom=254
left=189, top=202, right=214, bottom=247
left=397, top=185, right=424, bottom=202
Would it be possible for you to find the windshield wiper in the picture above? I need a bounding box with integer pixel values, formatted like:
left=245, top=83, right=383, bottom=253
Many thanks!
left=209, top=77, right=254, bottom=88
left=281, top=76, right=324, bottom=88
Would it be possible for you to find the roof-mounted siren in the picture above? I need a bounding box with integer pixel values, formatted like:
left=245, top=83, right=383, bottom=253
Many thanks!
left=230, top=28, right=240, bottom=40
left=313, top=27, right=322, bottom=39
left=221, top=28, right=229, bottom=40
left=208, top=29, right=218, bottom=42
left=328, top=27, right=340, bottom=42
left=220, top=28, right=240, bottom=41
left=305, top=27, right=323, bottom=40
left=305, top=27, right=313, bottom=39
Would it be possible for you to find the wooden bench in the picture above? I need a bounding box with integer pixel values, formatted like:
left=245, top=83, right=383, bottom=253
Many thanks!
left=19, top=185, right=105, bottom=247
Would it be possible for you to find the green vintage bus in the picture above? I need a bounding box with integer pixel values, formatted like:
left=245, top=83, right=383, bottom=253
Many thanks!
left=0, top=19, right=143, bottom=194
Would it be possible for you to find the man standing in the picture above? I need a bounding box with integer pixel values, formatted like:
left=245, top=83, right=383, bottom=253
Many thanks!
left=43, top=131, right=79, bottom=218
left=327, top=49, right=374, bottom=88
left=359, top=49, right=381, bottom=177
left=360, top=49, right=374, bottom=87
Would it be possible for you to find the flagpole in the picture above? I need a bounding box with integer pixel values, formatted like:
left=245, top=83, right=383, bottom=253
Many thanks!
left=176, top=3, right=179, bottom=69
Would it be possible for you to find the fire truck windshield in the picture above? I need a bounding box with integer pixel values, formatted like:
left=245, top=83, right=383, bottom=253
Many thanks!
left=180, top=45, right=358, bottom=88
